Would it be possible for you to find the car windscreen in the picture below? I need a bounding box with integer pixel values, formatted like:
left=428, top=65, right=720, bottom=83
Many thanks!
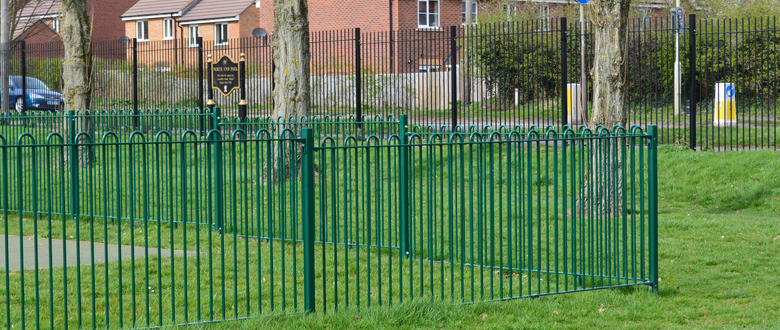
left=12, top=77, right=51, bottom=91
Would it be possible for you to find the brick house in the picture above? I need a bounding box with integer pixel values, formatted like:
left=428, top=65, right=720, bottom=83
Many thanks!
left=14, top=0, right=142, bottom=43
left=122, top=0, right=261, bottom=66
left=121, top=0, right=261, bottom=48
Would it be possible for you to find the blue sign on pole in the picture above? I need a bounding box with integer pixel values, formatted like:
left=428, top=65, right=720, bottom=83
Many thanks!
left=726, top=85, right=734, bottom=98
left=576, top=0, right=590, bottom=3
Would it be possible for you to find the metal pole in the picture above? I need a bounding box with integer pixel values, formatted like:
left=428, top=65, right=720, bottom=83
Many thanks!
left=21, top=41, right=27, bottom=112
left=462, top=0, right=473, bottom=107
left=561, top=18, right=568, bottom=128
left=399, top=114, right=410, bottom=257
left=68, top=110, right=79, bottom=220
left=198, top=37, right=204, bottom=113
left=688, top=15, right=697, bottom=150
left=132, top=38, right=139, bottom=128
left=301, top=127, right=315, bottom=312
left=580, top=5, right=588, bottom=124
left=648, top=125, right=659, bottom=293
left=213, top=107, right=223, bottom=231
left=450, top=26, right=458, bottom=130
left=355, top=28, right=362, bottom=123
left=238, top=53, right=247, bottom=128
left=0, top=0, right=9, bottom=116
left=389, top=0, right=394, bottom=74
left=207, top=54, right=215, bottom=130
left=198, top=37, right=205, bottom=135
left=674, top=1, right=681, bottom=115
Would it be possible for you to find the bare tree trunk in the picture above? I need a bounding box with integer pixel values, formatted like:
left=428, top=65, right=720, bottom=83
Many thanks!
left=589, top=0, right=630, bottom=129
left=272, top=0, right=310, bottom=120
left=576, top=0, right=631, bottom=217
left=61, top=0, right=93, bottom=167
left=268, top=0, right=311, bottom=183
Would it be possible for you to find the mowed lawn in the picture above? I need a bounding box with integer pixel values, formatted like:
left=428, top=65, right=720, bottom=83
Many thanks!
left=199, top=146, right=780, bottom=329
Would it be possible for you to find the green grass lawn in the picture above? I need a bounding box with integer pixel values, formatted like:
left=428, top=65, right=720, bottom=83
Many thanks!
left=2, top=137, right=779, bottom=329
left=197, top=146, right=780, bottom=329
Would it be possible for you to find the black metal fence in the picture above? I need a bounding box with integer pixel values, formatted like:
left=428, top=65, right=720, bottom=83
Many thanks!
left=5, top=16, right=780, bottom=149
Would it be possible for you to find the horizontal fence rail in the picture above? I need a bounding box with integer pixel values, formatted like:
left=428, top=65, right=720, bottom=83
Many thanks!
left=4, top=15, right=778, bottom=149
left=1, top=112, right=659, bottom=329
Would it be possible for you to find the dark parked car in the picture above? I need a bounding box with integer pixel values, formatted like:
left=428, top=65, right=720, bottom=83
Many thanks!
left=3, top=76, right=64, bottom=112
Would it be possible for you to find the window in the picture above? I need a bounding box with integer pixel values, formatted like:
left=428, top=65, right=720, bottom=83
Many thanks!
left=215, top=23, right=229, bottom=46
left=419, top=65, right=441, bottom=73
left=418, top=0, right=439, bottom=29
left=51, top=17, right=60, bottom=33
left=462, top=1, right=477, bottom=25
left=136, top=20, right=148, bottom=41
left=163, top=18, right=173, bottom=39
left=189, top=25, right=199, bottom=47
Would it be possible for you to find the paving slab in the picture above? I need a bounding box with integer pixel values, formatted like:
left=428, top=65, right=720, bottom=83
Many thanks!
left=0, top=235, right=196, bottom=271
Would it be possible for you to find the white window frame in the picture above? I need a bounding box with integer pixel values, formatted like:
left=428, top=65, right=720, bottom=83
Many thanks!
left=419, top=65, right=441, bottom=73
left=462, top=1, right=478, bottom=25
left=418, top=0, right=440, bottom=29
left=51, top=17, right=60, bottom=33
left=215, top=23, right=229, bottom=46
left=136, top=20, right=149, bottom=41
left=189, top=25, right=199, bottom=47
left=163, top=18, right=174, bottom=40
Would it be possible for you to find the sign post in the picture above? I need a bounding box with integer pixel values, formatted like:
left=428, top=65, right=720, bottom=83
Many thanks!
left=207, top=54, right=215, bottom=129
left=238, top=53, right=247, bottom=125
left=576, top=0, right=589, bottom=124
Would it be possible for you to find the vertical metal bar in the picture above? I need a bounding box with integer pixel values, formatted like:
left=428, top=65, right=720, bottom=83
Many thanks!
left=21, top=41, right=27, bottom=111
left=198, top=37, right=205, bottom=134
left=450, top=26, right=458, bottom=130
left=68, top=110, right=78, bottom=220
left=399, top=115, right=410, bottom=257
left=133, top=38, right=139, bottom=129
left=689, top=15, right=697, bottom=150
left=560, top=18, right=568, bottom=128
left=213, top=107, right=224, bottom=232
left=239, top=53, right=247, bottom=129
left=302, top=128, right=315, bottom=312
left=355, top=28, right=362, bottom=123
left=648, top=125, right=659, bottom=293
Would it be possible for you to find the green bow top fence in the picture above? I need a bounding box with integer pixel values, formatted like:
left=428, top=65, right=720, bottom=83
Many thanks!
left=0, top=109, right=658, bottom=329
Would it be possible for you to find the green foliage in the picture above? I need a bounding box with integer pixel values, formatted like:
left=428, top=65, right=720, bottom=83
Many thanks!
left=11, top=57, right=63, bottom=92
left=465, top=16, right=780, bottom=111
left=463, top=22, right=561, bottom=103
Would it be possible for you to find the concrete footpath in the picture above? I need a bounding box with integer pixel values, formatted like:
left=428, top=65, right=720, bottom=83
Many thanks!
left=0, top=235, right=196, bottom=271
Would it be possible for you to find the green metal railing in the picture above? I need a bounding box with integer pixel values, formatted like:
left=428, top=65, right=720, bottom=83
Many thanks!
left=0, top=110, right=658, bottom=329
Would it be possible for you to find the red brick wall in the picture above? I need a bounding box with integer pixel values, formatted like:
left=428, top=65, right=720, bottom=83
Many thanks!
left=255, top=0, right=466, bottom=34
left=91, top=0, right=142, bottom=41
left=18, top=20, right=62, bottom=44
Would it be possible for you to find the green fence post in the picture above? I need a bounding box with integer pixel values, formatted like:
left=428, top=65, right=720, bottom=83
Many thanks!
left=399, top=115, right=410, bottom=258
left=301, top=128, right=315, bottom=312
left=648, top=125, right=659, bottom=293
left=68, top=110, right=79, bottom=220
left=213, top=107, right=224, bottom=232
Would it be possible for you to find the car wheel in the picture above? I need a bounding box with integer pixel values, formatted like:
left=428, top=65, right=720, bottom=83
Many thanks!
left=14, top=97, right=24, bottom=112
